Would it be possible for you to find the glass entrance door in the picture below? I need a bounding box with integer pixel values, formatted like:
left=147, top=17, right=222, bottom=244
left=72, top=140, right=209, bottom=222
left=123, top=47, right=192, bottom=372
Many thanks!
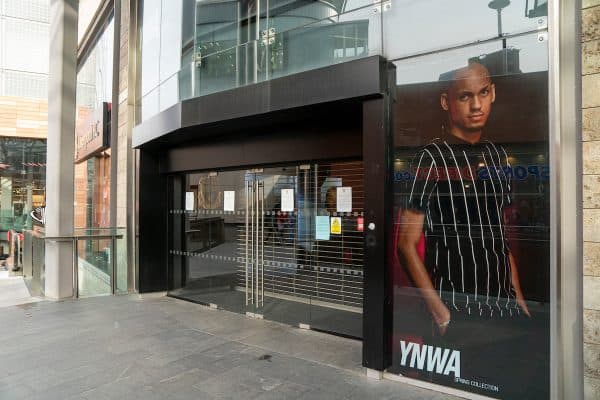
left=245, top=166, right=311, bottom=325
left=168, top=162, right=364, bottom=338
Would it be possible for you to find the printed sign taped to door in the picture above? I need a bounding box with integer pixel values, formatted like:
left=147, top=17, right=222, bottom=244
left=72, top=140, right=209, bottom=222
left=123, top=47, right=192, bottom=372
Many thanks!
left=336, top=187, right=352, bottom=213
left=224, top=191, right=235, bottom=212
left=185, top=192, right=195, bottom=211
left=281, top=188, right=294, bottom=212
left=315, top=216, right=330, bottom=240
left=330, top=216, right=342, bottom=235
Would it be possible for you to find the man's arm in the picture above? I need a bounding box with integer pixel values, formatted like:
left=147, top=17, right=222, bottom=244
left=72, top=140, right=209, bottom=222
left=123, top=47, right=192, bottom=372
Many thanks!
left=397, top=209, right=451, bottom=334
left=508, top=251, right=531, bottom=317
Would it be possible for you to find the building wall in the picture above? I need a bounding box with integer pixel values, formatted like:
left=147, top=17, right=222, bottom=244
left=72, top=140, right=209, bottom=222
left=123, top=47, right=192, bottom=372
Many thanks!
left=0, top=96, right=47, bottom=139
left=582, top=1, right=600, bottom=399
left=0, top=0, right=49, bottom=138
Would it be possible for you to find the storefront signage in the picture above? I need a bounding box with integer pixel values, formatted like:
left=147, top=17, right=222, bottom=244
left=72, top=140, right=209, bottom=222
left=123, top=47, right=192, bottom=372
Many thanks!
left=74, top=102, right=111, bottom=164
left=391, top=62, right=550, bottom=399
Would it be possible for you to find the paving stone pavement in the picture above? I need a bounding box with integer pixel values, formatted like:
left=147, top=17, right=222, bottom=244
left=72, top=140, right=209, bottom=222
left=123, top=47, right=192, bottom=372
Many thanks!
left=0, top=271, right=43, bottom=309
left=0, top=294, right=461, bottom=400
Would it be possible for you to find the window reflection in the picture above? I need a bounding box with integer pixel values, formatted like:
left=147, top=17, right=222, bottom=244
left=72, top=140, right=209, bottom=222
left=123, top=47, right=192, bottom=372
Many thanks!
left=382, top=0, right=547, bottom=61
left=0, top=138, right=46, bottom=232
left=75, top=18, right=114, bottom=230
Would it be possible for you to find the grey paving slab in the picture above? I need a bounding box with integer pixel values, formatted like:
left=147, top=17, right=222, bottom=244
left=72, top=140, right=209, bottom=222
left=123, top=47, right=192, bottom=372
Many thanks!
left=0, top=294, right=462, bottom=400
left=0, top=271, right=44, bottom=309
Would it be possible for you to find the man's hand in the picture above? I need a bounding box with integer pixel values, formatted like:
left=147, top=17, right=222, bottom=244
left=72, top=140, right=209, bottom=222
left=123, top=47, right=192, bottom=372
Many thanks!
left=431, top=299, right=451, bottom=336
left=515, top=288, right=531, bottom=317
left=509, top=252, right=531, bottom=317
left=398, top=209, right=451, bottom=335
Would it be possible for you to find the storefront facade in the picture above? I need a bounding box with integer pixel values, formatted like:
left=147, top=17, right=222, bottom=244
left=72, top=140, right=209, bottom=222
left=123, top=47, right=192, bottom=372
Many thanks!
left=66, top=0, right=583, bottom=398
left=130, top=0, right=573, bottom=398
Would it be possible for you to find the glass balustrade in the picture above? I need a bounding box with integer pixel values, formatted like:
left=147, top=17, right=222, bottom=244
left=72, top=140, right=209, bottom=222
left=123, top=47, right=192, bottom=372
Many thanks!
left=139, top=3, right=382, bottom=121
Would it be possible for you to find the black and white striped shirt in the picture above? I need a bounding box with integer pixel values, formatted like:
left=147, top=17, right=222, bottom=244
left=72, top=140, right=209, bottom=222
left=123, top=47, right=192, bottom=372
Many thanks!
left=406, top=136, right=519, bottom=317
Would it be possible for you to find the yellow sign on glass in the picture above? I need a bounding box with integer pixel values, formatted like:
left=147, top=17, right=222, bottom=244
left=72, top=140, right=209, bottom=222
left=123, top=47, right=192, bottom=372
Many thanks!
left=330, top=217, right=342, bottom=235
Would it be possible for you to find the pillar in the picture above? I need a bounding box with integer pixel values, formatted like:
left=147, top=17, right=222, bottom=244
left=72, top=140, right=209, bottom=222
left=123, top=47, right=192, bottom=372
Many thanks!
left=45, top=0, right=78, bottom=299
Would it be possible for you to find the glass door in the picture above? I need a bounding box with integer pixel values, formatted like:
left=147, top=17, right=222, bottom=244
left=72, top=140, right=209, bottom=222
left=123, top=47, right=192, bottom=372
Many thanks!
left=168, top=162, right=364, bottom=337
left=169, top=170, right=254, bottom=316
left=251, top=166, right=311, bottom=325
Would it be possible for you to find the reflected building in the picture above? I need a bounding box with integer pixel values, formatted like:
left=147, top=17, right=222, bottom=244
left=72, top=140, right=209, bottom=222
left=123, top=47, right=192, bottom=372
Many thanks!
left=0, top=0, right=49, bottom=265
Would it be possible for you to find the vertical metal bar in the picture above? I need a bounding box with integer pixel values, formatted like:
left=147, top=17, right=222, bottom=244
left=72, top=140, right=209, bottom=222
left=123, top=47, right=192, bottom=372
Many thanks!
left=111, top=234, right=116, bottom=294
left=255, top=178, right=259, bottom=306
left=548, top=1, right=583, bottom=398
left=293, top=166, right=298, bottom=294
left=245, top=179, right=249, bottom=306
left=236, top=3, right=241, bottom=87
left=73, top=238, right=79, bottom=298
left=254, top=0, right=259, bottom=84
left=260, top=182, right=265, bottom=306
left=250, top=178, right=254, bottom=304
left=314, top=164, right=318, bottom=299
left=265, top=0, right=269, bottom=82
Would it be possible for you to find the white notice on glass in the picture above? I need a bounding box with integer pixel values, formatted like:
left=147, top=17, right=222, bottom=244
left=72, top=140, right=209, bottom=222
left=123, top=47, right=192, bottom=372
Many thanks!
left=185, top=192, right=195, bottom=211
left=281, top=189, right=294, bottom=212
left=336, top=187, right=352, bottom=213
left=224, top=191, right=235, bottom=211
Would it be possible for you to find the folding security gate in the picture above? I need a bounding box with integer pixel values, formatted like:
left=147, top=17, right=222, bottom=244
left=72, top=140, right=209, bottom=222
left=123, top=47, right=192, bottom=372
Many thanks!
left=169, top=161, right=364, bottom=338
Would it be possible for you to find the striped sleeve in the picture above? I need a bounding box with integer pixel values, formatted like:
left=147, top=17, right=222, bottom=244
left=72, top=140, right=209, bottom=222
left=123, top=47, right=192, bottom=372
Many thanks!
left=501, top=145, right=513, bottom=206
left=406, top=148, right=438, bottom=212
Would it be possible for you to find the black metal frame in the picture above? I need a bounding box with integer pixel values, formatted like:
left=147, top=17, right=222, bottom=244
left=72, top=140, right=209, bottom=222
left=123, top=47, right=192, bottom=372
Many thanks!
left=135, top=56, right=395, bottom=371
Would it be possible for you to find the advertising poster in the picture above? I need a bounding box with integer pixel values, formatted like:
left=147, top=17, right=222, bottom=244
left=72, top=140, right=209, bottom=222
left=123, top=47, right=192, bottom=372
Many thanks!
left=390, top=58, right=550, bottom=399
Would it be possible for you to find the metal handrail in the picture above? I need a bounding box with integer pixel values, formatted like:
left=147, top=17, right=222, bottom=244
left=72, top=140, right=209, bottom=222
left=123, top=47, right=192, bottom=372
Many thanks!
left=44, top=231, right=124, bottom=298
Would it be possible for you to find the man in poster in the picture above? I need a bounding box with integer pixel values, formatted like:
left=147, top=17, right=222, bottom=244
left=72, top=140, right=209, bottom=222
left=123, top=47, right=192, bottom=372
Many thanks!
left=397, top=61, right=547, bottom=399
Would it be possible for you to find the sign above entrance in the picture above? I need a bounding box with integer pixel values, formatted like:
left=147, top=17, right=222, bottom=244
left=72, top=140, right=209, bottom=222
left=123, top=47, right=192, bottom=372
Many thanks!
left=74, top=102, right=111, bottom=164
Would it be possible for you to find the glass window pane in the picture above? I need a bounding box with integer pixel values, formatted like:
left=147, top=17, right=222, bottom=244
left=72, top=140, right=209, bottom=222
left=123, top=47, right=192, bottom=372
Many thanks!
left=2, top=70, right=47, bottom=99
left=141, top=0, right=161, bottom=96
left=141, top=87, right=159, bottom=122
left=393, top=41, right=502, bottom=85
left=76, top=18, right=114, bottom=109
left=181, top=0, right=196, bottom=48
left=3, top=0, right=49, bottom=23
left=0, top=137, right=47, bottom=232
left=383, top=0, right=546, bottom=61
left=506, top=32, right=549, bottom=73
left=159, top=73, right=179, bottom=112
left=78, top=0, right=104, bottom=40
left=160, top=0, right=183, bottom=81
left=3, top=18, right=49, bottom=74
left=389, top=35, right=550, bottom=399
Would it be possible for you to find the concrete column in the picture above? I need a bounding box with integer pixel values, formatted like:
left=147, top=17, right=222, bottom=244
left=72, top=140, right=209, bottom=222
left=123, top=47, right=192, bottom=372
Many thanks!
left=45, top=0, right=78, bottom=300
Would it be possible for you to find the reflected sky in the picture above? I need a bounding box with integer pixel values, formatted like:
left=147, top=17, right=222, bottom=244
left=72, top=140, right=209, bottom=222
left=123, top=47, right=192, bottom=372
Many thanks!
left=384, top=0, right=548, bottom=84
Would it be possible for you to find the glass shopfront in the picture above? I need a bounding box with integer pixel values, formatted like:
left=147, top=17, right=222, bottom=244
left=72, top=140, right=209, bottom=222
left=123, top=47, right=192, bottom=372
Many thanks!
left=169, top=161, right=364, bottom=338
left=74, top=16, right=119, bottom=296
left=135, top=0, right=554, bottom=398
